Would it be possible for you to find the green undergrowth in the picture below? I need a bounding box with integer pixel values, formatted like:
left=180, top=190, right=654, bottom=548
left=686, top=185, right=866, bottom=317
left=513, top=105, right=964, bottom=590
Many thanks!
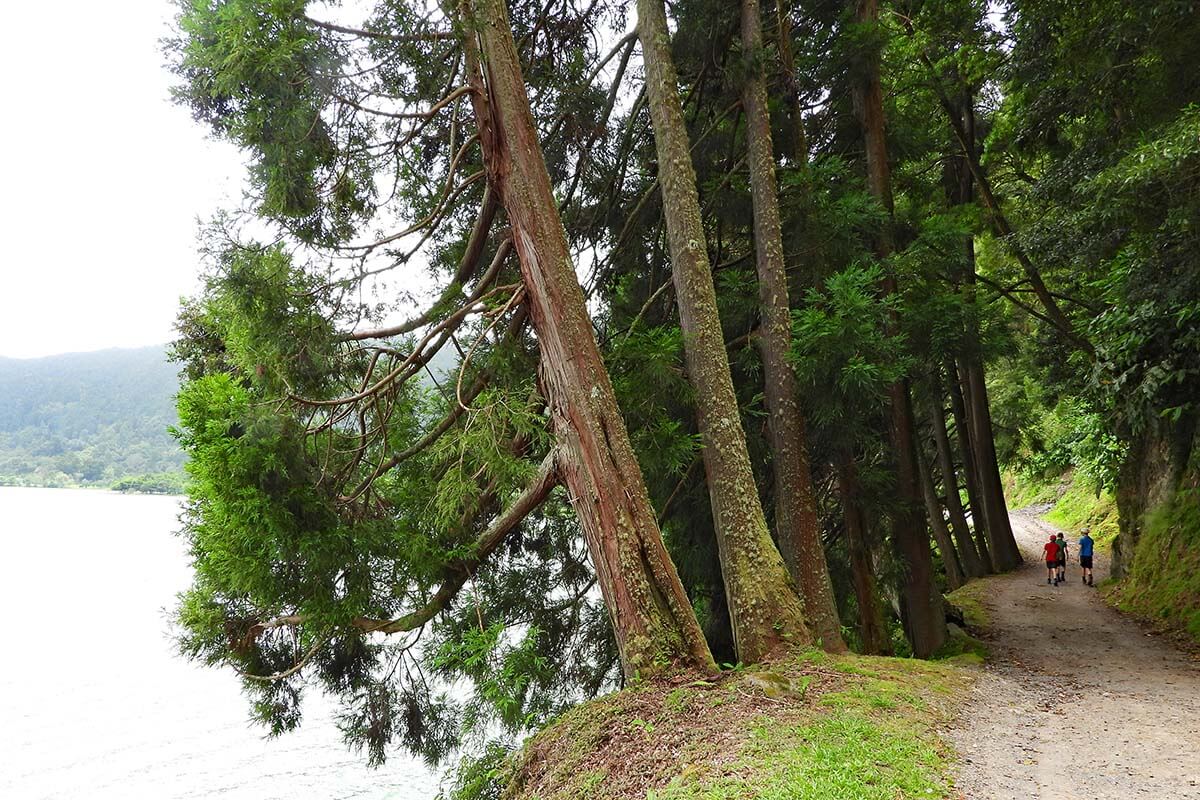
left=1006, top=469, right=1120, bottom=548
left=491, top=650, right=975, bottom=800
left=1003, top=470, right=1063, bottom=509
left=1110, top=482, right=1200, bottom=645
left=938, top=579, right=1000, bottom=665
left=1044, top=473, right=1119, bottom=548
left=929, top=633, right=986, bottom=665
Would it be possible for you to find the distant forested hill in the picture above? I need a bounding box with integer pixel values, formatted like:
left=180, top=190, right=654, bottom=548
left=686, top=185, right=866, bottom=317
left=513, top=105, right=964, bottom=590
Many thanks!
left=0, top=346, right=183, bottom=488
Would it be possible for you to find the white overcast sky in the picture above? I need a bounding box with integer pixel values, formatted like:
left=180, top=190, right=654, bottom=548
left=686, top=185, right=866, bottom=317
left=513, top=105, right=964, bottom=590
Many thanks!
left=0, top=0, right=245, bottom=359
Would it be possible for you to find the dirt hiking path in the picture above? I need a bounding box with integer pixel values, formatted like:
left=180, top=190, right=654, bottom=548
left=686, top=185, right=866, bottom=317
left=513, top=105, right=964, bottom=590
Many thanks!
left=950, top=510, right=1200, bottom=799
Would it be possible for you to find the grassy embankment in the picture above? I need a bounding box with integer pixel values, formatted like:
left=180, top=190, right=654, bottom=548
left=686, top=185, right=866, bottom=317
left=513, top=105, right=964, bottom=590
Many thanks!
left=1115, top=481, right=1200, bottom=642
left=480, top=649, right=977, bottom=800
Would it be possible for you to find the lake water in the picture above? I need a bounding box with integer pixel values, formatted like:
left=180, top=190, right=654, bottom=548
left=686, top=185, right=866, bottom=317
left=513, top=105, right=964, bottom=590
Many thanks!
left=0, top=487, right=440, bottom=799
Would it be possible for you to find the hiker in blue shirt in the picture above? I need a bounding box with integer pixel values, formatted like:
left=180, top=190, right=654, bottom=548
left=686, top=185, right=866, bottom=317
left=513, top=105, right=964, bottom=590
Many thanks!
left=1078, top=527, right=1095, bottom=586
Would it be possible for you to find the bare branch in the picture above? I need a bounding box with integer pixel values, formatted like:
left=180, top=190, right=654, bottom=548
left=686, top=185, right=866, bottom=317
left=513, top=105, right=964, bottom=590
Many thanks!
left=342, top=188, right=503, bottom=341
left=456, top=286, right=525, bottom=412
left=293, top=281, right=518, bottom=408
left=303, top=15, right=455, bottom=43
left=331, top=85, right=472, bottom=121
left=341, top=304, right=530, bottom=502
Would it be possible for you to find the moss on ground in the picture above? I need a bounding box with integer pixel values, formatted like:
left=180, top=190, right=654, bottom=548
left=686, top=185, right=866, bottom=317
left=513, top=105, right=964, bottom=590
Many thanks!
left=945, top=581, right=993, bottom=630
left=498, top=651, right=975, bottom=800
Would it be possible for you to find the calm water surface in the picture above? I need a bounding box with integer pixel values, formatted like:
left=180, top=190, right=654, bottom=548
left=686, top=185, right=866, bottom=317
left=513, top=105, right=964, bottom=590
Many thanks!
left=0, top=487, right=439, bottom=799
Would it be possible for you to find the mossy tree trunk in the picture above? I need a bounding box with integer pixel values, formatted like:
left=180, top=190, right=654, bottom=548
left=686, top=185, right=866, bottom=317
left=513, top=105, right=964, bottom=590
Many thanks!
left=460, top=0, right=716, bottom=680
left=849, top=0, right=946, bottom=658
left=741, top=0, right=845, bottom=653
left=637, top=0, right=812, bottom=663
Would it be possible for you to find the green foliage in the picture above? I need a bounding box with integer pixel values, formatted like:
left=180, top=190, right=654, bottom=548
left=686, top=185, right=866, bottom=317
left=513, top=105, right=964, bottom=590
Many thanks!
left=112, top=472, right=187, bottom=494
left=169, top=237, right=610, bottom=769
left=177, top=243, right=341, bottom=397
left=439, top=741, right=514, bottom=800
left=988, top=1, right=1200, bottom=436
left=608, top=325, right=702, bottom=482
left=995, top=389, right=1125, bottom=491
left=170, top=0, right=374, bottom=243
left=791, top=264, right=908, bottom=437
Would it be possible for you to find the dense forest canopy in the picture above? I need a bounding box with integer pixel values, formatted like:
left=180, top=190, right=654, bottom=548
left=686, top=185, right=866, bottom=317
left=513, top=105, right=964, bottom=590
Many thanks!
left=163, top=0, right=1199, bottom=788
left=0, top=347, right=185, bottom=489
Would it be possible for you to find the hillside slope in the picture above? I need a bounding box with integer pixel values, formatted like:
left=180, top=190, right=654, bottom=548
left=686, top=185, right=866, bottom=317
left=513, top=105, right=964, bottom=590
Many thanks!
left=0, top=346, right=183, bottom=487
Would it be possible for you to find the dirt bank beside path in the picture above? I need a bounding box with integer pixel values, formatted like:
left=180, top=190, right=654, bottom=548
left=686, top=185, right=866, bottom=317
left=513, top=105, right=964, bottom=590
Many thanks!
left=950, top=510, right=1200, bottom=799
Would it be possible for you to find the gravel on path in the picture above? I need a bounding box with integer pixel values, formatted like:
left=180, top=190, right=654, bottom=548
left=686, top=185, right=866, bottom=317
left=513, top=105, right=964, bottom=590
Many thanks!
left=949, top=510, right=1200, bottom=799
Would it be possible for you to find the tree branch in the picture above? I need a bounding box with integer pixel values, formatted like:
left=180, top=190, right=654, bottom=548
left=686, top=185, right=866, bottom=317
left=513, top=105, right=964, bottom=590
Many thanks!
left=342, top=187, right=508, bottom=341
left=303, top=15, right=456, bottom=43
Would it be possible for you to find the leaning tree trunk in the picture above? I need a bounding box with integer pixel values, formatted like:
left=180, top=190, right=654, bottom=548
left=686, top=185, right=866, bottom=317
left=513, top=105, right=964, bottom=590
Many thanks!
left=917, top=449, right=966, bottom=590
left=637, top=0, right=812, bottom=663
left=947, top=359, right=994, bottom=571
left=741, top=0, right=845, bottom=652
left=926, top=375, right=987, bottom=577
left=941, top=93, right=1023, bottom=573
left=836, top=453, right=892, bottom=655
left=963, top=351, right=1023, bottom=570
left=460, top=0, right=716, bottom=680
left=927, top=80, right=1092, bottom=354
left=849, top=0, right=946, bottom=658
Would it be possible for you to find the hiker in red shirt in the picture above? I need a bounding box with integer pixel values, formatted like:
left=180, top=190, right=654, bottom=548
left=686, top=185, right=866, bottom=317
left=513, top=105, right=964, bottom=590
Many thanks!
left=1043, top=535, right=1060, bottom=585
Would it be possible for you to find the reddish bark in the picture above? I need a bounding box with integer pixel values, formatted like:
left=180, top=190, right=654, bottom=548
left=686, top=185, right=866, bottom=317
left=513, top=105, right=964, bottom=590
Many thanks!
left=849, top=0, right=946, bottom=657
left=836, top=454, right=892, bottom=655
left=460, top=0, right=716, bottom=679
